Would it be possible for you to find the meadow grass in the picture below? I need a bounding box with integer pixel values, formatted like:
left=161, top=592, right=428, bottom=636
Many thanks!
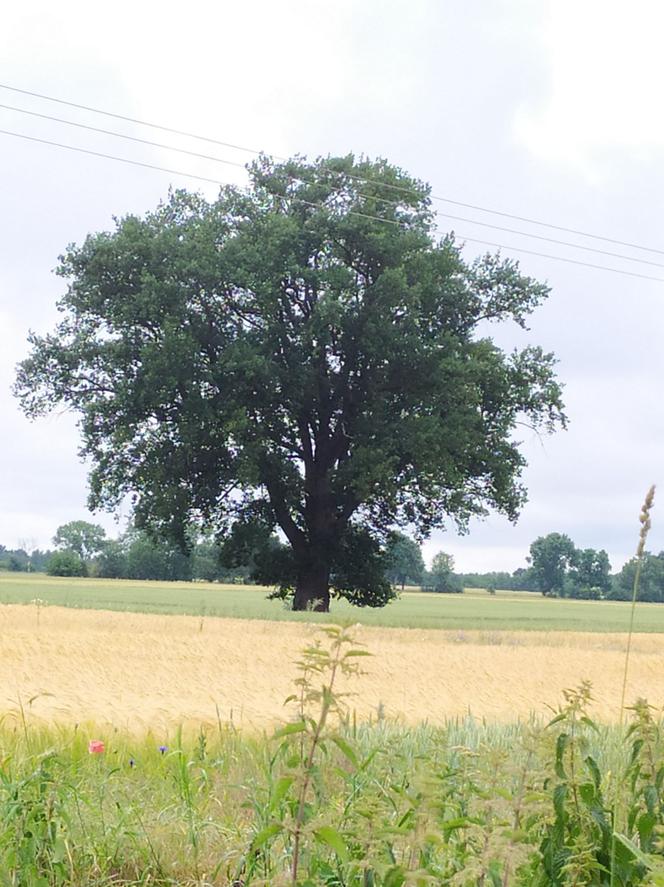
left=3, top=571, right=664, bottom=632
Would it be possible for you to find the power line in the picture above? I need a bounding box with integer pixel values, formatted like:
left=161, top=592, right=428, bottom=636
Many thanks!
left=3, top=100, right=664, bottom=271
left=0, top=82, right=263, bottom=159
left=458, top=237, right=664, bottom=284
left=0, top=102, right=250, bottom=174
left=431, top=210, right=664, bottom=270
left=2, top=125, right=664, bottom=285
left=2, top=80, right=664, bottom=258
left=0, top=127, right=228, bottom=187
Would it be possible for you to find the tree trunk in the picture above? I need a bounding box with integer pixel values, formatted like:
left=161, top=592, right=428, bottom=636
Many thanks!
left=292, top=560, right=331, bottom=611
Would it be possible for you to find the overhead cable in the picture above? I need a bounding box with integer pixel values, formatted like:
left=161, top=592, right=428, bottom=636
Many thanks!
left=2, top=80, right=664, bottom=257
left=3, top=100, right=664, bottom=270
left=2, top=126, right=664, bottom=284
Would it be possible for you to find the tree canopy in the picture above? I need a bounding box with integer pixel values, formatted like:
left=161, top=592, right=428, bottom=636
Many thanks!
left=528, top=532, right=611, bottom=598
left=423, top=551, right=463, bottom=593
left=15, top=154, right=566, bottom=610
left=528, top=533, right=577, bottom=596
left=53, top=520, right=107, bottom=561
left=385, top=532, right=425, bottom=589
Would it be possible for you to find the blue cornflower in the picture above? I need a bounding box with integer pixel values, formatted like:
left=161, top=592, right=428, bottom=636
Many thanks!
left=159, top=745, right=168, bottom=754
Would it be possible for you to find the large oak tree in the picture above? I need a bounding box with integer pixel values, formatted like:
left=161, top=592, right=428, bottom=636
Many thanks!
left=15, top=155, right=566, bottom=610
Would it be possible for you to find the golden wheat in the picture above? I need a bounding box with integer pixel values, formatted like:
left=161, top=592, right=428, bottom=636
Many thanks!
left=2, top=604, right=663, bottom=732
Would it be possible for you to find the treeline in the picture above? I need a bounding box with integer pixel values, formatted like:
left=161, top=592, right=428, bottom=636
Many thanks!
left=0, top=522, right=251, bottom=583
left=388, top=530, right=664, bottom=602
left=4, top=523, right=664, bottom=603
left=457, top=569, right=536, bottom=592
left=0, top=547, right=51, bottom=573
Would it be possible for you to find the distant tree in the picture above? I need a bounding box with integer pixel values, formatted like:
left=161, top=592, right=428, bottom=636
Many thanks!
left=423, top=551, right=463, bottom=593
left=8, top=555, right=26, bottom=572
left=47, top=550, right=87, bottom=577
left=609, top=551, right=664, bottom=603
left=568, top=547, right=611, bottom=598
left=192, top=540, right=221, bottom=582
left=529, top=533, right=577, bottom=596
left=18, top=538, right=38, bottom=571
left=125, top=531, right=192, bottom=582
left=457, top=570, right=518, bottom=591
left=29, top=549, right=53, bottom=572
left=385, top=532, right=425, bottom=589
left=53, top=521, right=107, bottom=561
left=0, top=546, right=54, bottom=572
left=510, top=566, right=537, bottom=591
left=96, top=539, right=128, bottom=579
left=14, top=155, right=566, bottom=611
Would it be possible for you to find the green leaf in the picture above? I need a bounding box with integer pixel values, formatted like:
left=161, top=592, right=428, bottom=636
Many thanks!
left=314, top=825, right=349, bottom=861
left=331, top=734, right=358, bottom=768
left=383, top=865, right=406, bottom=887
left=269, top=776, right=294, bottom=811
left=250, top=822, right=282, bottom=850
left=52, top=835, right=67, bottom=864
left=442, top=816, right=472, bottom=833
left=580, top=715, right=599, bottom=732
left=578, top=781, right=596, bottom=806
left=585, top=754, right=601, bottom=789
left=273, top=720, right=307, bottom=739
left=613, top=831, right=652, bottom=868
left=638, top=811, right=657, bottom=848
left=553, top=783, right=568, bottom=823
left=645, top=784, right=658, bottom=814
left=555, top=733, right=569, bottom=779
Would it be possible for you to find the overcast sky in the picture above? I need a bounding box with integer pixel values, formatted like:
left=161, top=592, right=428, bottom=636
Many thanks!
left=2, top=0, right=664, bottom=572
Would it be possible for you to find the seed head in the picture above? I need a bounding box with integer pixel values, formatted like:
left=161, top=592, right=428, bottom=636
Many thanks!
left=636, top=485, right=656, bottom=558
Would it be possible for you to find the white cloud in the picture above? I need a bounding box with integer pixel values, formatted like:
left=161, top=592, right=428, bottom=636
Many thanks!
left=514, top=0, right=664, bottom=179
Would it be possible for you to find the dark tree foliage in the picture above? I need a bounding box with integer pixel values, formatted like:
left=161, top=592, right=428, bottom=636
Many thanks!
left=14, top=154, right=566, bottom=611
left=96, top=539, right=128, bottom=579
left=422, top=551, right=463, bottom=593
left=609, top=551, right=664, bottom=602
left=0, top=547, right=53, bottom=573
left=567, top=547, right=611, bottom=597
left=384, top=531, right=425, bottom=589
left=529, top=534, right=611, bottom=599
left=47, top=550, right=87, bottom=577
left=53, top=520, right=107, bottom=561
left=458, top=569, right=538, bottom=591
left=528, top=532, right=577, bottom=596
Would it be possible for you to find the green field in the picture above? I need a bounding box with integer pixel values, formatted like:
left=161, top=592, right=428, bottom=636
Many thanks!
left=0, top=571, right=660, bottom=632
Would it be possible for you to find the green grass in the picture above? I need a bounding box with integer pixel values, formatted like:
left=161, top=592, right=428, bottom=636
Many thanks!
left=2, top=571, right=664, bottom=631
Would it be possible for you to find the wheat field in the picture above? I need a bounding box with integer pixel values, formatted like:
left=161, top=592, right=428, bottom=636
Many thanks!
left=3, top=603, right=664, bottom=732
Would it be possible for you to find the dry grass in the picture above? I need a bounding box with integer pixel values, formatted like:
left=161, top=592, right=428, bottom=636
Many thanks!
left=3, top=604, right=664, bottom=731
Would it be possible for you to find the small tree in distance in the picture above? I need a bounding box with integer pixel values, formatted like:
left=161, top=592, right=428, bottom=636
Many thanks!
left=423, top=551, right=463, bottom=593
left=53, top=521, right=107, bottom=562
left=528, top=532, right=577, bottom=596
left=385, top=532, right=425, bottom=589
